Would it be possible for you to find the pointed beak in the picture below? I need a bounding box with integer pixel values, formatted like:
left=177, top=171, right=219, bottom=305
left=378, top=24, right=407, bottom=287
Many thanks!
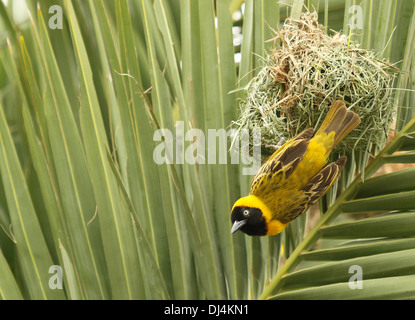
left=231, top=220, right=247, bottom=234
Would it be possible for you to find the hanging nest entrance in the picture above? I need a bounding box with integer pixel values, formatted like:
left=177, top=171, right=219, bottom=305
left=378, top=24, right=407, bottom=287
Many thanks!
left=232, top=12, right=398, bottom=159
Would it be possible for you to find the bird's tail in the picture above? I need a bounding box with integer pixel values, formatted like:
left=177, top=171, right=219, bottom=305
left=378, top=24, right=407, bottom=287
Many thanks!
left=315, top=100, right=361, bottom=150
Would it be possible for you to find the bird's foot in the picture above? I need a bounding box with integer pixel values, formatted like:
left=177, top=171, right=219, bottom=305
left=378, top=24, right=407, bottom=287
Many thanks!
left=265, top=137, right=285, bottom=150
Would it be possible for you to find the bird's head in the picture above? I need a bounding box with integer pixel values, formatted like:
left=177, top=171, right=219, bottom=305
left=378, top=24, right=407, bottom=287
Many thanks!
left=230, top=195, right=267, bottom=236
left=231, top=195, right=288, bottom=236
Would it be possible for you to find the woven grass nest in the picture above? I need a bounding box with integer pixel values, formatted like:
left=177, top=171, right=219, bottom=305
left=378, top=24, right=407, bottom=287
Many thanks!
left=233, top=12, right=398, bottom=159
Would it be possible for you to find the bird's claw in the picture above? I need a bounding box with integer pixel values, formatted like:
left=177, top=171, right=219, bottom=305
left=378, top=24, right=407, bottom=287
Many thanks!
left=265, top=137, right=286, bottom=150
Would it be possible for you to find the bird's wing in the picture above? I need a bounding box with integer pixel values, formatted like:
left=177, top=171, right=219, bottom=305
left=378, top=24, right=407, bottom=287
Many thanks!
left=249, top=128, right=314, bottom=196
left=277, top=195, right=310, bottom=224
left=302, top=156, right=346, bottom=205
left=276, top=157, right=346, bottom=224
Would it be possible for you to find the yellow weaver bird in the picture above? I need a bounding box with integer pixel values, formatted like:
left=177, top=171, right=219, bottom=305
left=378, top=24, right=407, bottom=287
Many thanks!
left=231, top=100, right=361, bottom=236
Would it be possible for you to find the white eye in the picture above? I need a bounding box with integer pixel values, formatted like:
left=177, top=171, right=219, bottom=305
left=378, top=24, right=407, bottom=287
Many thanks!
left=243, top=209, right=249, bottom=216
